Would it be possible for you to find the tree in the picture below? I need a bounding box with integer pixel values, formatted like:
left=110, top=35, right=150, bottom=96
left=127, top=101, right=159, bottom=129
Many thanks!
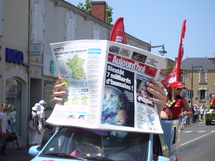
left=166, top=66, right=174, bottom=75
left=77, top=0, right=113, bottom=24
left=166, top=66, right=187, bottom=78
left=166, top=66, right=187, bottom=75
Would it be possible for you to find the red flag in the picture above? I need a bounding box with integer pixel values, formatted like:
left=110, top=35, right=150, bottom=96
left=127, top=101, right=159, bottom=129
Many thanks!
left=110, top=17, right=127, bottom=44
left=161, top=20, right=187, bottom=87
left=176, top=19, right=186, bottom=81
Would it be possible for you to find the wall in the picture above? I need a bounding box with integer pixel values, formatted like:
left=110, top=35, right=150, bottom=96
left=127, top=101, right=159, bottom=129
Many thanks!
left=0, top=0, right=29, bottom=147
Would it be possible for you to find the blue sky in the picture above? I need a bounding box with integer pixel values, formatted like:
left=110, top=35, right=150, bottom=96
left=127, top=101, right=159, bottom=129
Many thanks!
left=65, top=0, right=215, bottom=61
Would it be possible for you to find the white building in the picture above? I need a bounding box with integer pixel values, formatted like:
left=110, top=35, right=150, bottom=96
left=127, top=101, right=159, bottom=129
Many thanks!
left=0, top=0, right=153, bottom=148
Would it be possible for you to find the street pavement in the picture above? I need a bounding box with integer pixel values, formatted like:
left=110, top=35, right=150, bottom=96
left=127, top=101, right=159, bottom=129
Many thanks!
left=0, top=147, right=34, bottom=161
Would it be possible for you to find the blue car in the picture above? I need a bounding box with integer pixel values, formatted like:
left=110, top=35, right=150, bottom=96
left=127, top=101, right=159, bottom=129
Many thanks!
left=29, top=120, right=180, bottom=161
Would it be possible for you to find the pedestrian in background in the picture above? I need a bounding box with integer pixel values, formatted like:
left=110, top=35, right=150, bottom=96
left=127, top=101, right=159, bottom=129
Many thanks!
left=6, top=120, right=21, bottom=150
left=28, top=103, right=41, bottom=147
left=192, top=104, right=198, bottom=123
left=197, top=104, right=200, bottom=122
left=187, top=105, right=193, bottom=125
left=200, top=105, right=205, bottom=121
left=28, top=113, right=36, bottom=147
left=39, top=100, right=46, bottom=111
left=0, top=103, right=8, bottom=158
left=35, top=101, right=47, bottom=146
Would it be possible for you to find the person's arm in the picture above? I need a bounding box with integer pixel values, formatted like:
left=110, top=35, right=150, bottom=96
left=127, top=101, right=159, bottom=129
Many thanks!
left=40, top=117, right=47, bottom=132
left=146, top=79, right=166, bottom=120
left=181, top=98, right=193, bottom=117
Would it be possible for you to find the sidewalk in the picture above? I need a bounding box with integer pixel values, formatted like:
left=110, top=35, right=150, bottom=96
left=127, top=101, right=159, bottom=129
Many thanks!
left=0, top=147, right=34, bottom=161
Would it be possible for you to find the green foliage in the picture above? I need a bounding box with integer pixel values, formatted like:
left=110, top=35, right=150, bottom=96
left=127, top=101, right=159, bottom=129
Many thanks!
left=166, top=67, right=174, bottom=75
left=166, top=67, right=186, bottom=75
left=77, top=0, right=92, bottom=14
left=105, top=4, right=113, bottom=24
left=205, top=113, right=215, bottom=121
left=77, top=0, right=113, bottom=24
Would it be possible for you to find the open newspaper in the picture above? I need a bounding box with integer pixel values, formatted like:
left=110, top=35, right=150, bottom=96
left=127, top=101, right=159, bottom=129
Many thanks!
left=46, top=40, right=165, bottom=134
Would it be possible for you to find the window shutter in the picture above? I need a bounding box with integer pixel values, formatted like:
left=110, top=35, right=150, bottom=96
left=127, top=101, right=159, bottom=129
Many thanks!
left=197, top=90, right=201, bottom=100
left=205, top=91, right=210, bottom=100
left=199, top=70, right=206, bottom=83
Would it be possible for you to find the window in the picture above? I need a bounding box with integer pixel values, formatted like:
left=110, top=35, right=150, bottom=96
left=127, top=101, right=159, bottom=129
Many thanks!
left=92, top=23, right=100, bottom=39
left=6, top=78, right=22, bottom=135
left=199, top=70, right=207, bottom=83
left=40, top=127, right=149, bottom=160
left=65, top=10, right=76, bottom=41
left=180, top=71, right=187, bottom=84
left=32, top=1, right=44, bottom=43
left=198, top=90, right=209, bottom=100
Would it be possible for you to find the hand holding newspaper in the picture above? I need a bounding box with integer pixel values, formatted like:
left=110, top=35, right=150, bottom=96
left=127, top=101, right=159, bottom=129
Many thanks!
left=47, top=40, right=165, bottom=134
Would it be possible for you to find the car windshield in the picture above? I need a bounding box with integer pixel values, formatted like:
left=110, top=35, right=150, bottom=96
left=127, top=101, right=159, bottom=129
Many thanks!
left=40, top=127, right=149, bottom=161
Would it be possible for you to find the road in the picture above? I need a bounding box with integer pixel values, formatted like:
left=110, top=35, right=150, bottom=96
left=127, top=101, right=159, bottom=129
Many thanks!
left=180, top=121, right=215, bottom=161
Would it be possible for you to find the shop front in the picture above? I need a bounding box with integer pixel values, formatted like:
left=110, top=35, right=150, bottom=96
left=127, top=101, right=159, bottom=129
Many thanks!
left=1, top=64, right=29, bottom=147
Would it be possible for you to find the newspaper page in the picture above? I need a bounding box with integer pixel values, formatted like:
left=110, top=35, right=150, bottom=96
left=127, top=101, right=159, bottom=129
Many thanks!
left=47, top=40, right=108, bottom=128
left=46, top=40, right=165, bottom=134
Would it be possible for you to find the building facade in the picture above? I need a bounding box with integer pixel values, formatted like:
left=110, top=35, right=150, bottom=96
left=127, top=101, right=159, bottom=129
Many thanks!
left=0, top=0, right=153, bottom=147
left=181, top=57, right=215, bottom=106
left=0, top=0, right=29, bottom=147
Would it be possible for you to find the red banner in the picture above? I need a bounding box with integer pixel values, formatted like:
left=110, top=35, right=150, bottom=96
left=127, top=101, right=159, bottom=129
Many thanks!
left=161, top=20, right=186, bottom=87
left=110, top=17, right=127, bottom=44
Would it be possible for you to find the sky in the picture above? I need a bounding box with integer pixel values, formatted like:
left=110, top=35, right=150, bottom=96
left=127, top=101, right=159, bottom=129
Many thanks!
left=65, top=0, right=215, bottom=61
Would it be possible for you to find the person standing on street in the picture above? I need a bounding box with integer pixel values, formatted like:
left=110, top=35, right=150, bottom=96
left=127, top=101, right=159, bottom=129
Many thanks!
left=200, top=105, right=205, bottom=121
left=0, top=103, right=8, bottom=159
left=29, top=103, right=41, bottom=147
left=6, top=120, right=21, bottom=150
left=192, top=104, right=198, bottom=123
left=37, top=101, right=47, bottom=145
left=39, top=100, right=46, bottom=112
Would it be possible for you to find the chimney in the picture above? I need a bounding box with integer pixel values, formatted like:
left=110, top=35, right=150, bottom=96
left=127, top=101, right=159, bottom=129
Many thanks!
left=91, top=1, right=106, bottom=21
